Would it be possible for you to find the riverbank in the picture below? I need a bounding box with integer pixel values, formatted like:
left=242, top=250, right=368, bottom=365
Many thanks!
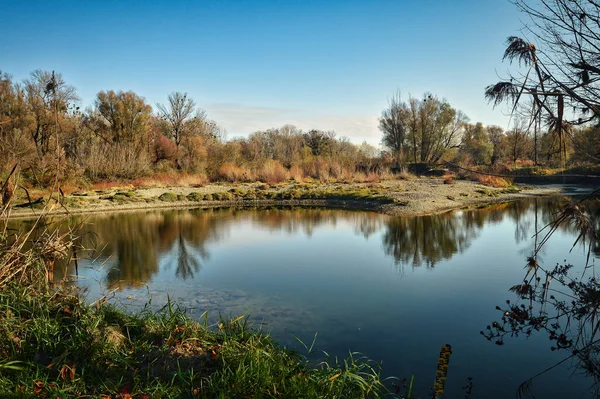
left=0, top=225, right=391, bottom=398
left=6, top=178, right=565, bottom=219
left=0, top=282, right=389, bottom=398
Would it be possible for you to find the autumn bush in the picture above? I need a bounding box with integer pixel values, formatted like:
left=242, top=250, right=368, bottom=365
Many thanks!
left=218, top=163, right=252, bottom=182
left=289, top=165, right=304, bottom=182
left=256, top=160, right=289, bottom=184
left=152, top=134, right=177, bottom=162
left=473, top=173, right=512, bottom=188
left=301, top=157, right=330, bottom=181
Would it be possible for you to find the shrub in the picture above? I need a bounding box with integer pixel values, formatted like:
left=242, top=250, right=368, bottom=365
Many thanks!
left=158, top=192, right=178, bottom=202
left=289, top=165, right=304, bottom=182
left=243, top=191, right=257, bottom=200
left=229, top=188, right=246, bottom=197
left=218, top=163, right=246, bottom=182
left=474, top=174, right=512, bottom=188
left=257, top=160, right=289, bottom=184
left=220, top=192, right=234, bottom=201
left=187, top=192, right=203, bottom=201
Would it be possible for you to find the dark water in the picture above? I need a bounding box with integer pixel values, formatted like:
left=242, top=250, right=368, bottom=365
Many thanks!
left=16, top=199, right=600, bottom=398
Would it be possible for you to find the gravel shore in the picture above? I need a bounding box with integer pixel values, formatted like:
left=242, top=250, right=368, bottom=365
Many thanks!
left=6, top=179, right=565, bottom=219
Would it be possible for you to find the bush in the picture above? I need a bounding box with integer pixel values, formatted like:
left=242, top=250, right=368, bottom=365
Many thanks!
left=289, top=165, right=304, bottom=182
left=152, top=135, right=177, bottom=162
left=158, top=192, right=178, bottom=202
left=257, top=160, right=289, bottom=184
left=474, top=174, right=512, bottom=188
left=187, top=192, right=203, bottom=201
left=218, top=163, right=249, bottom=182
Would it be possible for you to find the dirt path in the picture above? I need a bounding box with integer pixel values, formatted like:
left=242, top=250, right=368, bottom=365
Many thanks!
left=5, top=179, right=566, bottom=219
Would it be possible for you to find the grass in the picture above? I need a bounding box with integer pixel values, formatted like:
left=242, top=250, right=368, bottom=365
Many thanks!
left=154, top=184, right=399, bottom=207
left=0, top=284, right=389, bottom=398
left=158, top=192, right=179, bottom=202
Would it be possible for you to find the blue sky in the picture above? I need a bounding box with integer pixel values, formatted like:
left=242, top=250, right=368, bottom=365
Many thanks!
left=1, top=0, right=526, bottom=145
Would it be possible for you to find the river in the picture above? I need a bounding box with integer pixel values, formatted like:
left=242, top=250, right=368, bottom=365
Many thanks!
left=15, top=197, right=599, bottom=398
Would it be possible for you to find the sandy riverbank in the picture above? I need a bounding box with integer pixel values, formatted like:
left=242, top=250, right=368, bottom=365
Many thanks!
left=5, top=179, right=566, bottom=219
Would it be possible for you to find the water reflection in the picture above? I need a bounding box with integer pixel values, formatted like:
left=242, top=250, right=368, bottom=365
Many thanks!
left=383, top=212, right=479, bottom=268
left=380, top=199, right=568, bottom=269
left=51, top=208, right=386, bottom=289
left=8, top=196, right=599, bottom=290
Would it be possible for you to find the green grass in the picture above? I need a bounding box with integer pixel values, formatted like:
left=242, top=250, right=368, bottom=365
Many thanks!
left=186, top=192, right=203, bottom=202
left=158, top=192, right=179, bottom=202
left=0, top=281, right=390, bottom=398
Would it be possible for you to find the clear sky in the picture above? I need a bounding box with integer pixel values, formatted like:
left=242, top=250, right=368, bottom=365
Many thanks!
left=1, top=0, right=526, bottom=145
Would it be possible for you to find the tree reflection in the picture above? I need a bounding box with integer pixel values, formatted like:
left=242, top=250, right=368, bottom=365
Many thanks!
left=381, top=197, right=583, bottom=270
left=382, top=212, right=480, bottom=269
left=8, top=197, right=586, bottom=290
left=67, top=207, right=386, bottom=289
left=482, top=194, right=600, bottom=396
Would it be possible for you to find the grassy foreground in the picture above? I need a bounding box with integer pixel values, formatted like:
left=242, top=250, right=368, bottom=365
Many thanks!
left=0, top=220, right=391, bottom=398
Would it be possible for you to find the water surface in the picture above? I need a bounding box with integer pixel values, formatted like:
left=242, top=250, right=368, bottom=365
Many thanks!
left=20, top=200, right=599, bottom=398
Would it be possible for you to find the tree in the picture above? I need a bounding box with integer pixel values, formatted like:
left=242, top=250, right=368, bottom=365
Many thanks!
left=23, top=70, right=78, bottom=156
left=0, top=72, right=36, bottom=174
left=487, top=125, right=506, bottom=166
left=505, top=121, right=532, bottom=164
left=157, top=92, right=196, bottom=169
left=93, top=90, right=152, bottom=145
left=379, top=91, right=409, bottom=162
left=486, top=0, right=600, bottom=166
left=380, top=92, right=466, bottom=166
left=461, top=122, right=493, bottom=165
left=303, top=129, right=335, bottom=157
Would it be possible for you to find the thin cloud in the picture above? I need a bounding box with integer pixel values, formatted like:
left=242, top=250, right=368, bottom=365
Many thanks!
left=205, top=103, right=382, bottom=146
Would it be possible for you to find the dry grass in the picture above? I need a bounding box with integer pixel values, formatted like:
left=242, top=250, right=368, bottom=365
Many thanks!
left=443, top=174, right=455, bottom=185
left=515, top=158, right=536, bottom=167
left=364, top=172, right=380, bottom=183
left=91, top=181, right=129, bottom=191
left=397, top=170, right=417, bottom=180
left=93, top=173, right=208, bottom=190
left=474, top=174, right=512, bottom=188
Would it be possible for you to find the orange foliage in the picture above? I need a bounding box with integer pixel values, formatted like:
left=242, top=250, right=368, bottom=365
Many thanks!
left=218, top=163, right=251, bottom=182
left=474, top=174, right=512, bottom=188
left=256, top=160, right=289, bottom=184
left=289, top=165, right=304, bottom=182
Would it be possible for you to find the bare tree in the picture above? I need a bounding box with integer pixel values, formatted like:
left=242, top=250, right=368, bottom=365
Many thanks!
left=486, top=0, right=600, bottom=165
left=157, top=92, right=196, bottom=169
left=379, top=91, right=408, bottom=163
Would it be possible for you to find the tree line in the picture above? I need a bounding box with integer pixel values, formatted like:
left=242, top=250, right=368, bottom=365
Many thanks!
left=2, top=67, right=598, bottom=189
left=0, top=69, right=391, bottom=187
left=378, top=91, right=600, bottom=170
